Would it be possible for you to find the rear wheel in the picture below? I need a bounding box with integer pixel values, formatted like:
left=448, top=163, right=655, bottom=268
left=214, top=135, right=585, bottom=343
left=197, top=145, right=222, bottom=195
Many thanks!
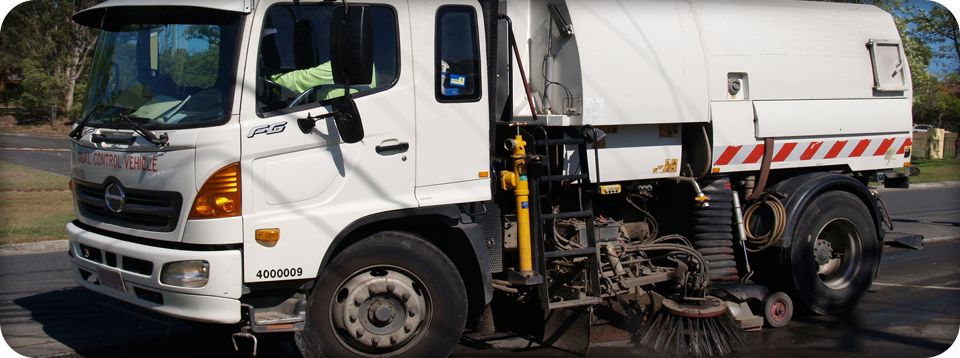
left=296, top=231, right=467, bottom=358
left=785, top=191, right=879, bottom=315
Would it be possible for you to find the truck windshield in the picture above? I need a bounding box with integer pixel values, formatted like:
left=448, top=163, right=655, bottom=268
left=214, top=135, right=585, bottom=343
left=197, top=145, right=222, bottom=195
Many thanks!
left=80, top=19, right=240, bottom=129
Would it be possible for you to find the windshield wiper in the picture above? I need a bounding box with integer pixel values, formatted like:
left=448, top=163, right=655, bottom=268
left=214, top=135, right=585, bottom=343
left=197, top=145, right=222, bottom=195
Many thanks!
left=69, top=104, right=106, bottom=140
left=73, top=104, right=169, bottom=147
left=113, top=112, right=169, bottom=147
left=96, top=105, right=169, bottom=147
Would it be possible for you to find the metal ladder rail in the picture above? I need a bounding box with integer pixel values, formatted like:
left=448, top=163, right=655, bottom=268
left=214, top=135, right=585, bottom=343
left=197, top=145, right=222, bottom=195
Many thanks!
left=528, top=127, right=602, bottom=310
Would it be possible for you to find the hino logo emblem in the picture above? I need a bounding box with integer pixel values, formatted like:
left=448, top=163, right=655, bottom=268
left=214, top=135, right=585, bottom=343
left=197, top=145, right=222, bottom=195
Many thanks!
left=104, top=183, right=126, bottom=213
left=248, top=122, right=287, bottom=138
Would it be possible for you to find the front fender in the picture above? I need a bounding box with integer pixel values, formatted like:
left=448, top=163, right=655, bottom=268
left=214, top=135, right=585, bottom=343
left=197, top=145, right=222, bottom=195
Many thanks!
left=320, top=205, right=493, bottom=305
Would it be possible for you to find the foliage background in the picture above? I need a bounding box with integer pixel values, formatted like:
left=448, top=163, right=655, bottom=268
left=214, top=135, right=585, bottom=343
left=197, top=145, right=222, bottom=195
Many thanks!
left=0, top=0, right=103, bottom=129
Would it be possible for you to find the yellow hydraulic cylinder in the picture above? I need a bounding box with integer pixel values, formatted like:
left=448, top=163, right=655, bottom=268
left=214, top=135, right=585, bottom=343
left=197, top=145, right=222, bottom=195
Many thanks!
left=500, top=135, right=534, bottom=276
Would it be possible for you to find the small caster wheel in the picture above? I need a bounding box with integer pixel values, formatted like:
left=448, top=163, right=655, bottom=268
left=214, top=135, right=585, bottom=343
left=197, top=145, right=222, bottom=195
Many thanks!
left=762, top=292, right=793, bottom=328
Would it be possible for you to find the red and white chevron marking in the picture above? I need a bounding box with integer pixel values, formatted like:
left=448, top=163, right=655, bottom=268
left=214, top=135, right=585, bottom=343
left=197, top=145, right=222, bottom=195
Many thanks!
left=713, top=137, right=912, bottom=167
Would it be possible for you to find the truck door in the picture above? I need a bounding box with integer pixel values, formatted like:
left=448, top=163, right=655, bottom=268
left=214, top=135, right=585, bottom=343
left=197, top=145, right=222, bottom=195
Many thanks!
left=238, top=1, right=416, bottom=282
left=411, top=1, right=492, bottom=207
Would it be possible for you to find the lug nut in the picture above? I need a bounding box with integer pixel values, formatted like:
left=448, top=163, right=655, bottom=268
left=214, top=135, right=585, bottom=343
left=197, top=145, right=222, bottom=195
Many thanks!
left=355, top=329, right=364, bottom=338
left=371, top=337, right=380, bottom=346
left=401, top=292, right=410, bottom=301
left=349, top=313, right=358, bottom=323
left=354, top=296, right=363, bottom=306
left=409, top=308, right=418, bottom=317
left=404, top=323, right=413, bottom=333
left=390, top=335, right=398, bottom=345
left=387, top=284, right=396, bottom=292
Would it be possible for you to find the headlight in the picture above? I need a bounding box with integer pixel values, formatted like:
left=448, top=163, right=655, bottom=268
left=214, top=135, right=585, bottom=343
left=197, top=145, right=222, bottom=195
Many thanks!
left=161, top=260, right=209, bottom=287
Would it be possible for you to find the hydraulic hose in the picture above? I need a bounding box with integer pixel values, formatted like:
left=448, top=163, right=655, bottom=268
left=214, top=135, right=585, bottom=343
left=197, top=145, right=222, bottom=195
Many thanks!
left=743, top=195, right=786, bottom=252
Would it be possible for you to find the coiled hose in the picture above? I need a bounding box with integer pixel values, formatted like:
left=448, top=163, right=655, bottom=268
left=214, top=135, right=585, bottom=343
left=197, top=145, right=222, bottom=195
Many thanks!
left=742, top=196, right=786, bottom=252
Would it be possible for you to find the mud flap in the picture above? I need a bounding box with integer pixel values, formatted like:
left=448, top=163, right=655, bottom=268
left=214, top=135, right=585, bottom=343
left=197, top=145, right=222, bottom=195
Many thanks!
left=543, top=306, right=592, bottom=356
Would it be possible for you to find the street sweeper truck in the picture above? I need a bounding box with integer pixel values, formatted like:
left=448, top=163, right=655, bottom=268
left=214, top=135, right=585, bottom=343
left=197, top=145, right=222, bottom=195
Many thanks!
left=67, top=0, right=912, bottom=356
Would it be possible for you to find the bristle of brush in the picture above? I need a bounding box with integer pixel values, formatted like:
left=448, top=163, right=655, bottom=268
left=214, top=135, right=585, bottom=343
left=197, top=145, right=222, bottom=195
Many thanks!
left=634, top=310, right=747, bottom=356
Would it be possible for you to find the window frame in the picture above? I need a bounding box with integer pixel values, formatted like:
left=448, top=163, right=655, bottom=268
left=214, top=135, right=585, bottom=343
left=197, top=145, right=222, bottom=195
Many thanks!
left=78, top=10, right=245, bottom=131
left=256, top=2, right=402, bottom=118
left=434, top=5, right=483, bottom=103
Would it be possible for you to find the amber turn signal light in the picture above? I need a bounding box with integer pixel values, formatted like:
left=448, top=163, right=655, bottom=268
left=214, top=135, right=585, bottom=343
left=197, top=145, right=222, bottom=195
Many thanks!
left=189, top=163, right=241, bottom=219
left=256, top=229, right=280, bottom=247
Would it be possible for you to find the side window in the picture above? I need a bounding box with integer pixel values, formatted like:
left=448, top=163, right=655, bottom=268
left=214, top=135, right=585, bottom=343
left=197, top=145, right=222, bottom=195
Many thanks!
left=257, top=4, right=398, bottom=115
left=435, top=6, right=481, bottom=102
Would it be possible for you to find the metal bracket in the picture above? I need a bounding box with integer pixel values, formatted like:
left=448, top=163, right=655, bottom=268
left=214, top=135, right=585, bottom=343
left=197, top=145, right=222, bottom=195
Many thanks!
left=883, top=232, right=924, bottom=250
left=708, top=282, right=770, bottom=302
left=507, top=268, right=544, bottom=285
left=232, top=326, right=259, bottom=356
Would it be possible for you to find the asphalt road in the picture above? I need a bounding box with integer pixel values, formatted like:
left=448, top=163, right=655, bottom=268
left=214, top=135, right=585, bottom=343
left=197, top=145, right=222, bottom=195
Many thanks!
left=0, top=133, right=71, bottom=150
left=879, top=185, right=960, bottom=243
left=0, top=168, right=956, bottom=357
left=0, top=133, right=72, bottom=178
left=0, top=236, right=956, bottom=358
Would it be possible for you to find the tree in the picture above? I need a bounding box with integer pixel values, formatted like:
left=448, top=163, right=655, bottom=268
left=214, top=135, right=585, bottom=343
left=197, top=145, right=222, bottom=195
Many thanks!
left=0, top=0, right=103, bottom=127
left=906, top=3, right=960, bottom=76
left=913, top=73, right=960, bottom=126
left=903, top=2, right=960, bottom=127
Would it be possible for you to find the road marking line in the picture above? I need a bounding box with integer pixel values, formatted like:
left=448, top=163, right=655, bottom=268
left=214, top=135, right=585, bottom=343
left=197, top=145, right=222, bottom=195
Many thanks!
left=872, top=282, right=960, bottom=291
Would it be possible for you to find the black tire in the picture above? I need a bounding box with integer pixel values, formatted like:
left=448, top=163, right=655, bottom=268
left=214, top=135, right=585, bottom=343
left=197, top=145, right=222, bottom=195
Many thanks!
left=785, top=191, right=879, bottom=315
left=762, top=292, right=793, bottom=328
left=295, top=231, right=467, bottom=358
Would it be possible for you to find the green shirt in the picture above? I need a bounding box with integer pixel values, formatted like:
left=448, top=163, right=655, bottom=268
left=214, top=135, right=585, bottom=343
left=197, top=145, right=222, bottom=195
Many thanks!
left=271, top=61, right=376, bottom=101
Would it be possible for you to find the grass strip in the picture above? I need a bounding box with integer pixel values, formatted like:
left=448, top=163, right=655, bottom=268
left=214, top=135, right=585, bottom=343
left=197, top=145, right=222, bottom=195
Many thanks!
left=0, top=191, right=73, bottom=245
left=0, top=161, right=70, bottom=191
left=907, top=158, right=960, bottom=184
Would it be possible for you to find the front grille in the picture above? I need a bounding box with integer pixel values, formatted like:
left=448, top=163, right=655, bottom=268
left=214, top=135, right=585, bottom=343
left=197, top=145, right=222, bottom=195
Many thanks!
left=78, top=244, right=103, bottom=263
left=122, top=256, right=154, bottom=276
left=134, top=287, right=164, bottom=305
left=74, top=179, right=183, bottom=232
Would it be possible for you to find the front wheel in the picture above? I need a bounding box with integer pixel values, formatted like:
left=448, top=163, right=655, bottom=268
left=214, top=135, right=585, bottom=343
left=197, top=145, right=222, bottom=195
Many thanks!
left=296, top=231, right=467, bottom=358
left=785, top=191, right=880, bottom=315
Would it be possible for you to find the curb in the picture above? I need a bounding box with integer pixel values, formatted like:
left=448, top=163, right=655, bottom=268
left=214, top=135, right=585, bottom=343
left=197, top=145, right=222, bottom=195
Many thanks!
left=874, top=180, right=960, bottom=191
left=905, top=180, right=960, bottom=189
left=924, top=235, right=960, bottom=244
left=0, top=240, right=68, bottom=257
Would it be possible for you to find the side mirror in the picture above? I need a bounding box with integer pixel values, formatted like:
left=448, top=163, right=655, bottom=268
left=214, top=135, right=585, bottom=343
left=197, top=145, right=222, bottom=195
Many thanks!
left=333, top=96, right=364, bottom=144
left=330, top=5, right=374, bottom=86
left=296, top=96, right=364, bottom=144
left=323, top=5, right=372, bottom=144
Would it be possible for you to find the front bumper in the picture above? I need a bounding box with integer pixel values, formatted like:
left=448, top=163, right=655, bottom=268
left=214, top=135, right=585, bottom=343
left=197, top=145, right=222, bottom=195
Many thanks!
left=67, top=222, right=243, bottom=324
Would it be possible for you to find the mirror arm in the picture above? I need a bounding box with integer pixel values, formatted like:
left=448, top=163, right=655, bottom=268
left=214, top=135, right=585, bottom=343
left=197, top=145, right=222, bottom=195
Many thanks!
left=297, top=111, right=337, bottom=133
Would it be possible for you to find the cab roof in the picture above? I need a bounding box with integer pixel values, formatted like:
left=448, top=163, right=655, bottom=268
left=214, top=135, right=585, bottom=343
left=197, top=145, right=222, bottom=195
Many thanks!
left=73, top=0, right=254, bottom=28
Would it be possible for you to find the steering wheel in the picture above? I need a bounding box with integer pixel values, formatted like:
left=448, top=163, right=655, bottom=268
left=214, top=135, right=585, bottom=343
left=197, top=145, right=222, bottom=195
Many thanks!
left=287, top=87, right=317, bottom=109
left=260, top=77, right=300, bottom=111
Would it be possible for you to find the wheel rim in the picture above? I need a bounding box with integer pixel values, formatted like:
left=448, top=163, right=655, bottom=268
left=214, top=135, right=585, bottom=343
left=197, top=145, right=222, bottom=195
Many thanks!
left=813, top=218, right=862, bottom=290
left=769, top=299, right=788, bottom=322
left=330, top=266, right=430, bottom=357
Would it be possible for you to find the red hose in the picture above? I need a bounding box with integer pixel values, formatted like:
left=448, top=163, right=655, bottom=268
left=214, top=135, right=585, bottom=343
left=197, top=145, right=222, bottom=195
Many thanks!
left=512, top=42, right=538, bottom=118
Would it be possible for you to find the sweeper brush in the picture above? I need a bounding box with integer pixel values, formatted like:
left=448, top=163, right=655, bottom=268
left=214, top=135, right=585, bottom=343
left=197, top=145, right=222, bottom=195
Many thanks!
left=635, top=296, right=747, bottom=356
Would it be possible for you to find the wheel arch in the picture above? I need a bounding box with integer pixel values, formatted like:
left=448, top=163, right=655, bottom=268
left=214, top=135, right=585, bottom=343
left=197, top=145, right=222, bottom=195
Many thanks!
left=766, top=171, right=883, bottom=249
left=315, top=205, right=493, bottom=326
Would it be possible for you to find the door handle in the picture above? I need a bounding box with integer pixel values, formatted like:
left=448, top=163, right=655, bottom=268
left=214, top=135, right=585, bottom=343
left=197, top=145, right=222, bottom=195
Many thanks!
left=376, top=142, right=409, bottom=154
